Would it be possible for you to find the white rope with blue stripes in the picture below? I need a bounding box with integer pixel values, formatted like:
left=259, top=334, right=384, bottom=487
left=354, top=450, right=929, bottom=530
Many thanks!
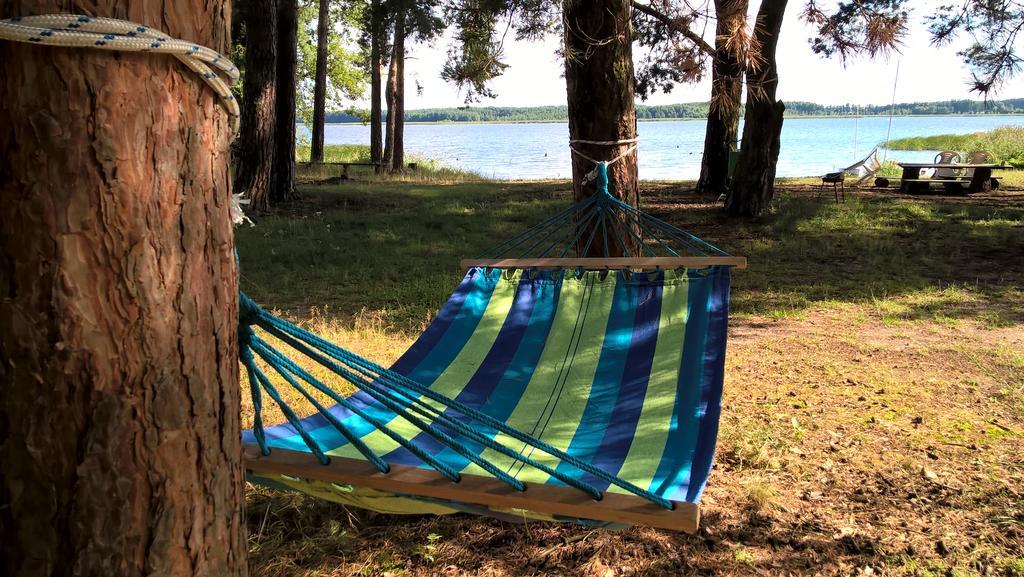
left=0, top=14, right=240, bottom=131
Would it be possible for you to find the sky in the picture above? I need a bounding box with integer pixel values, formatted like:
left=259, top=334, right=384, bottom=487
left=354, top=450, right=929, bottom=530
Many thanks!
left=382, top=2, right=1024, bottom=110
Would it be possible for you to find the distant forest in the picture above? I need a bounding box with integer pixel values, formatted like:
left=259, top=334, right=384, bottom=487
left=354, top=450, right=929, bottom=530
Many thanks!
left=326, top=98, right=1024, bottom=123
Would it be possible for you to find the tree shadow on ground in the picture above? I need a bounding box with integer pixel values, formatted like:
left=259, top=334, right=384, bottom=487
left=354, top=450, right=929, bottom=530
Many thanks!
left=245, top=482, right=969, bottom=577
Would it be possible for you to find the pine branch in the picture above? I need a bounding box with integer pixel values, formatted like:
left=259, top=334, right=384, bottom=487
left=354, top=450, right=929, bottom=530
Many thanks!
left=631, top=0, right=715, bottom=55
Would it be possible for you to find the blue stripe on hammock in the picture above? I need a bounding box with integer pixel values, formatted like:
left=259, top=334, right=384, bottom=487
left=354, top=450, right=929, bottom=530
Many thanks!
left=382, top=273, right=541, bottom=466
left=436, top=275, right=564, bottom=473
left=648, top=270, right=712, bottom=501
left=508, top=271, right=597, bottom=477
left=582, top=277, right=663, bottom=490
left=686, top=266, right=730, bottom=502
left=549, top=272, right=633, bottom=484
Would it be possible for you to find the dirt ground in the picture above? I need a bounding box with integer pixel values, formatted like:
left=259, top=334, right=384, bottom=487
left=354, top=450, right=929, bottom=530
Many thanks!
left=244, top=185, right=1024, bottom=577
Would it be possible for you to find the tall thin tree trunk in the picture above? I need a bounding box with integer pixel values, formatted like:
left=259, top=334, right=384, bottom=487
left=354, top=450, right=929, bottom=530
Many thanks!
left=273, top=0, right=298, bottom=202
left=728, top=0, right=788, bottom=217
left=310, top=0, right=331, bottom=164
left=391, top=12, right=406, bottom=173
left=382, top=20, right=400, bottom=168
left=564, top=0, right=639, bottom=257
left=697, top=0, right=748, bottom=197
left=0, top=1, right=245, bottom=576
left=369, top=0, right=384, bottom=172
left=236, top=0, right=279, bottom=213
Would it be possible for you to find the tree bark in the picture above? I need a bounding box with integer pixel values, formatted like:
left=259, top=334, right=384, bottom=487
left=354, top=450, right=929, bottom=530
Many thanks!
left=369, top=0, right=384, bottom=172
left=236, top=0, right=279, bottom=213
left=310, top=0, right=331, bottom=164
left=273, top=0, right=298, bottom=202
left=563, top=0, right=639, bottom=256
left=0, top=2, right=245, bottom=576
left=728, top=0, right=788, bottom=217
left=391, top=12, right=406, bottom=173
left=385, top=45, right=395, bottom=167
left=382, top=13, right=401, bottom=169
left=697, top=0, right=748, bottom=197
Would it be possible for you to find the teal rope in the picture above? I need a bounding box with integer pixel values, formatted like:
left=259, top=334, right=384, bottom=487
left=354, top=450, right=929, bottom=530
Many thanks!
left=555, top=205, right=603, bottom=258
left=482, top=196, right=595, bottom=259
left=605, top=195, right=728, bottom=255
left=244, top=299, right=537, bottom=490
left=253, top=306, right=608, bottom=496
left=241, top=323, right=270, bottom=455
left=580, top=210, right=606, bottom=257
left=474, top=158, right=730, bottom=261
left=249, top=338, right=390, bottom=474
left=260, top=319, right=527, bottom=491
left=514, top=195, right=599, bottom=259
left=240, top=295, right=460, bottom=481
left=257, top=340, right=460, bottom=481
left=242, top=348, right=330, bottom=465
left=594, top=162, right=611, bottom=196
left=367, top=380, right=606, bottom=500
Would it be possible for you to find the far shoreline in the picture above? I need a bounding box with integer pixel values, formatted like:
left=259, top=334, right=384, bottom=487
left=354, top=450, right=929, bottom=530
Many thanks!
left=317, top=112, right=1024, bottom=127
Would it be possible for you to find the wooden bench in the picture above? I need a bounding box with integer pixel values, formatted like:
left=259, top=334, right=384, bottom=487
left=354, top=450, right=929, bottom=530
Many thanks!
left=899, top=176, right=1002, bottom=195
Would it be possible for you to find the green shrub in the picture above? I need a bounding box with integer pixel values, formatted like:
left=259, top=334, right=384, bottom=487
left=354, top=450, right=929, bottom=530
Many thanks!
left=963, top=126, right=1024, bottom=167
left=885, top=125, right=1024, bottom=166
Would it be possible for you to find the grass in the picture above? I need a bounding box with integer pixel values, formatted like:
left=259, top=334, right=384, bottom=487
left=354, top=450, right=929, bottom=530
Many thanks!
left=296, top=144, right=371, bottom=163
left=238, top=172, right=1024, bottom=576
left=294, top=144, right=486, bottom=184
left=886, top=125, right=1024, bottom=167
left=238, top=182, right=1024, bottom=330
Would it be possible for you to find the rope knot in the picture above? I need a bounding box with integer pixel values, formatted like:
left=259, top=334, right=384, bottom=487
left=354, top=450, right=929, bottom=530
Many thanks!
left=594, top=162, right=611, bottom=198
left=238, top=292, right=263, bottom=328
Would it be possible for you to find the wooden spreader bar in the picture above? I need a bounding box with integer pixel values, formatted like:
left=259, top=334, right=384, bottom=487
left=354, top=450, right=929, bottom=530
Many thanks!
left=244, top=444, right=700, bottom=533
left=460, top=256, right=747, bottom=271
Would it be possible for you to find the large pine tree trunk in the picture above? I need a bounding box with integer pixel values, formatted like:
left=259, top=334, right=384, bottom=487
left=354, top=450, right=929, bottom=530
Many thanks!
left=236, top=0, right=279, bottom=213
left=697, top=0, right=748, bottom=197
left=391, top=13, right=406, bottom=173
left=0, top=2, right=245, bottom=576
left=369, top=0, right=384, bottom=172
left=728, top=0, right=788, bottom=217
left=273, top=0, right=298, bottom=202
left=382, top=22, right=399, bottom=168
left=563, top=0, right=639, bottom=257
left=310, top=0, right=331, bottom=164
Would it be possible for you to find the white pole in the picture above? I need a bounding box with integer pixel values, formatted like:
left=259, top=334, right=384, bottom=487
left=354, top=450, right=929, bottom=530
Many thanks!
left=883, top=59, right=901, bottom=162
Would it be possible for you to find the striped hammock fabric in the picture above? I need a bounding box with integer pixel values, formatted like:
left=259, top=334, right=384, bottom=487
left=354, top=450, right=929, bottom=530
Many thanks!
left=245, top=264, right=731, bottom=528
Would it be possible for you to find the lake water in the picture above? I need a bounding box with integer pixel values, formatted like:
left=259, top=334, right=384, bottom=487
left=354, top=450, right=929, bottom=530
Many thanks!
left=322, top=115, right=1024, bottom=180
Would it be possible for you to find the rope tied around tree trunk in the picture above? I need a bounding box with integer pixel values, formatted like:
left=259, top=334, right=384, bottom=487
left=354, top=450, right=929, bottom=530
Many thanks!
left=0, top=14, right=252, bottom=230
left=568, top=137, right=639, bottom=185
left=0, top=14, right=240, bottom=131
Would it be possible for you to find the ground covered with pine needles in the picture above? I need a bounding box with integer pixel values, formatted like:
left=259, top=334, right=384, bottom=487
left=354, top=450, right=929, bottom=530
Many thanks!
left=237, top=170, right=1023, bottom=577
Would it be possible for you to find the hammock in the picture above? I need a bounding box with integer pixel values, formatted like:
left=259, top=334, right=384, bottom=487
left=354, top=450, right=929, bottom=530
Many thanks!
left=241, top=164, right=744, bottom=532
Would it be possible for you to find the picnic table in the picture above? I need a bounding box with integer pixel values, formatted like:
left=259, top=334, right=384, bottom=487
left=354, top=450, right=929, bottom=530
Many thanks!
left=897, top=162, right=1005, bottom=194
